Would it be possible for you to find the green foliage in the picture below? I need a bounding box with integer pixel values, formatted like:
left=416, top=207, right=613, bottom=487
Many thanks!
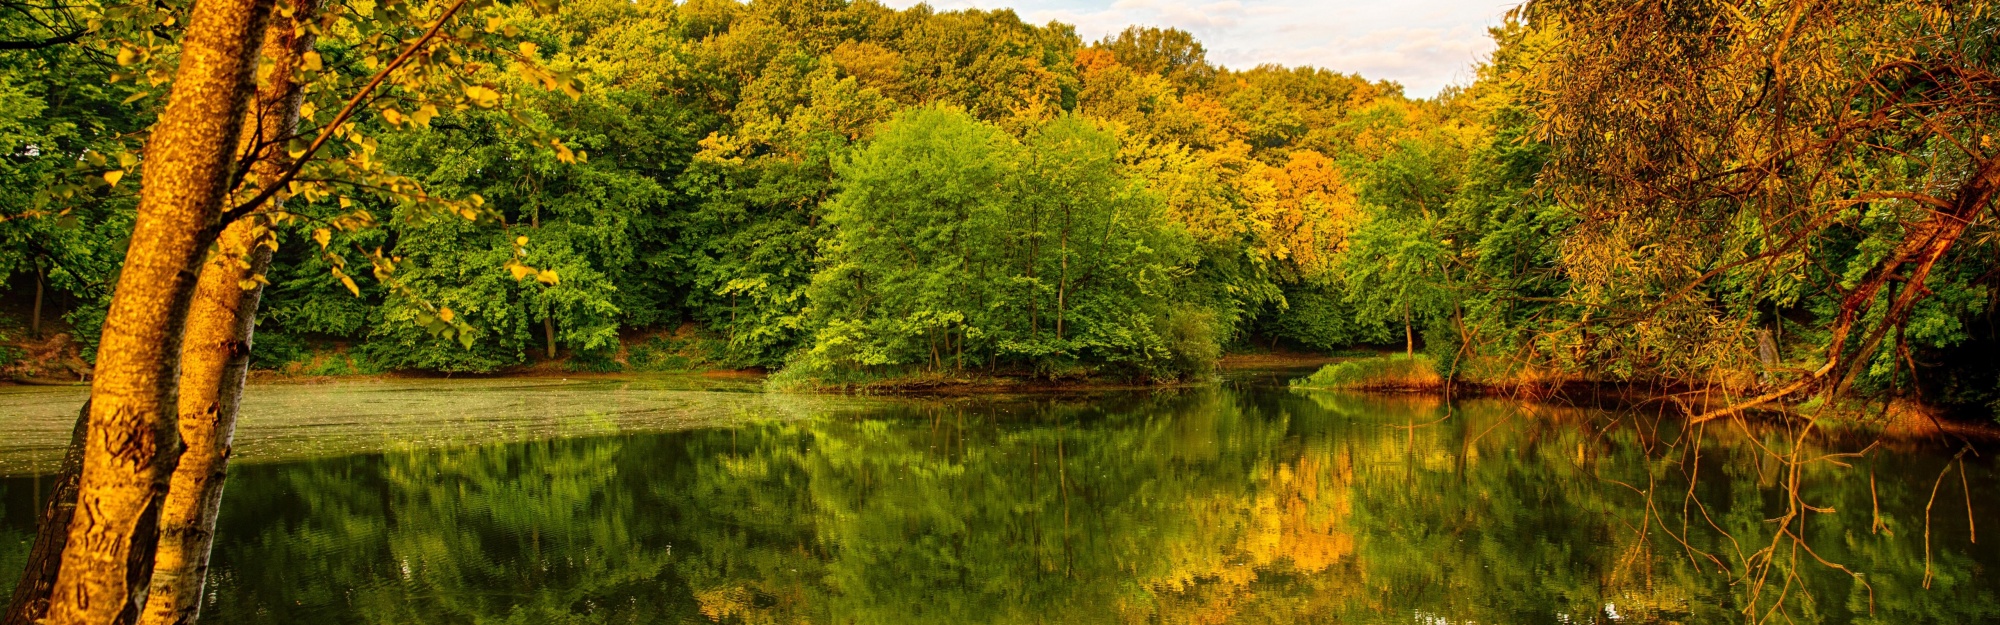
left=35, top=0, right=1991, bottom=415
left=624, top=332, right=734, bottom=373
left=0, top=0, right=146, bottom=354
left=793, top=108, right=1200, bottom=382
left=1290, top=354, right=1442, bottom=390
left=4, top=0, right=1480, bottom=382
left=1257, top=287, right=1393, bottom=351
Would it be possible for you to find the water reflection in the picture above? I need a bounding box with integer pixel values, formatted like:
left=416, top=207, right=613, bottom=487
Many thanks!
left=1, top=386, right=1993, bottom=623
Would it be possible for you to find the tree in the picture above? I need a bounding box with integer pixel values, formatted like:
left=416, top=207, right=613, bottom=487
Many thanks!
left=1517, top=0, right=2000, bottom=412
left=45, top=0, right=281, bottom=619
left=1095, top=26, right=1217, bottom=92
left=799, top=106, right=1019, bottom=373
left=8, top=0, right=577, bottom=619
left=141, top=1, right=321, bottom=621
left=794, top=108, right=1199, bottom=382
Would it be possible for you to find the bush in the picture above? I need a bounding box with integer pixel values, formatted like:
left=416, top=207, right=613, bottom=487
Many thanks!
left=625, top=332, right=736, bottom=372
left=1156, top=307, right=1221, bottom=381
left=1291, top=354, right=1444, bottom=391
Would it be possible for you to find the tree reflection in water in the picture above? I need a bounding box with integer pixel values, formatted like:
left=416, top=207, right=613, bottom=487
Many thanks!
left=1, top=386, right=1993, bottom=623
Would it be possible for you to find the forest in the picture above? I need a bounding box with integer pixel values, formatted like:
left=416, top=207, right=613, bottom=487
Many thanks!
left=1, top=0, right=1997, bottom=622
left=5, top=0, right=1995, bottom=417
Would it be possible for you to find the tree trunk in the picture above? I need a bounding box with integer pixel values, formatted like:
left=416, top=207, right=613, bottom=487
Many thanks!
left=1057, top=211, right=1069, bottom=342
left=137, top=237, right=271, bottom=625
left=544, top=316, right=557, bottom=360
left=138, top=4, right=316, bottom=622
left=43, top=0, right=276, bottom=620
left=30, top=262, right=43, bottom=338
left=1404, top=305, right=1414, bottom=358
left=3, top=402, right=89, bottom=625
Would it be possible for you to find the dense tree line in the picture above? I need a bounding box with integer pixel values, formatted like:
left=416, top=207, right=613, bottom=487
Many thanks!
left=6, top=0, right=1441, bottom=384
left=6, top=0, right=1999, bottom=394
left=9, top=0, right=2000, bottom=408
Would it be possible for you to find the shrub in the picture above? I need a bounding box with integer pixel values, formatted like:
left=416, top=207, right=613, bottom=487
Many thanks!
left=1291, top=354, right=1444, bottom=391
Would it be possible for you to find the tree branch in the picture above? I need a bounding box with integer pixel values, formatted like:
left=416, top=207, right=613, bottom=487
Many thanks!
left=0, top=28, right=85, bottom=50
left=206, top=0, right=471, bottom=239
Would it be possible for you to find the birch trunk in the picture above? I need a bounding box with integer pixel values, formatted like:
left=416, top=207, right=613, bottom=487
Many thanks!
left=139, top=3, right=317, bottom=622
left=43, top=0, right=276, bottom=620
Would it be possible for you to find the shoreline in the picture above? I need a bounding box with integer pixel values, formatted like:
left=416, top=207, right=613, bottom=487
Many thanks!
left=1294, top=379, right=2000, bottom=444
left=17, top=353, right=1994, bottom=443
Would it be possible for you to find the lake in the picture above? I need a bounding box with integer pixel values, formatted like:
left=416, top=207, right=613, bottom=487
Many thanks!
left=1, top=372, right=1994, bottom=623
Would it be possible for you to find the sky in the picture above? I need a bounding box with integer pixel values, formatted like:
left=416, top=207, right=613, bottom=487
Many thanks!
left=877, top=0, right=1520, bottom=98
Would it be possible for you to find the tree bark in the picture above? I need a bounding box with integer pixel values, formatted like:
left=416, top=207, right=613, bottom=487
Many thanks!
left=43, top=0, right=276, bottom=620
left=3, top=402, right=89, bottom=625
left=135, top=239, right=270, bottom=625
left=1057, top=208, right=1069, bottom=342
left=30, top=261, right=43, bottom=338
left=138, top=3, right=317, bottom=622
left=544, top=316, right=557, bottom=360
left=1404, top=304, right=1414, bottom=358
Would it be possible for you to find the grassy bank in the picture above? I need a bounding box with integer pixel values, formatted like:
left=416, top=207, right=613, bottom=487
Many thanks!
left=763, top=363, right=1214, bottom=395
left=1289, top=354, right=1447, bottom=392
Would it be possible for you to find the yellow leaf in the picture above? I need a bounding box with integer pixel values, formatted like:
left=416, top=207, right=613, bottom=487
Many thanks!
left=438, top=307, right=456, bottom=323
left=103, top=170, right=125, bottom=187
left=301, top=50, right=323, bottom=72
left=339, top=274, right=360, bottom=296
left=508, top=264, right=535, bottom=280
left=383, top=108, right=404, bottom=125
left=464, top=85, right=501, bottom=108
left=313, top=228, right=332, bottom=248
left=518, top=42, right=539, bottom=58
left=515, top=236, right=530, bottom=246
left=536, top=269, right=560, bottom=285
left=412, top=104, right=437, bottom=128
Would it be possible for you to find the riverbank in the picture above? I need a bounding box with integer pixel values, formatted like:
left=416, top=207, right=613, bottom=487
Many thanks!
left=757, top=349, right=1343, bottom=395
left=1289, top=354, right=2000, bottom=442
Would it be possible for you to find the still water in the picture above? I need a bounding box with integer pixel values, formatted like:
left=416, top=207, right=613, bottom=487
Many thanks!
left=0, top=374, right=1994, bottom=623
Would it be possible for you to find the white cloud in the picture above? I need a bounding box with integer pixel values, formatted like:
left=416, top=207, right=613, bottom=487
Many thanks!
left=879, top=0, right=1516, bottom=97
